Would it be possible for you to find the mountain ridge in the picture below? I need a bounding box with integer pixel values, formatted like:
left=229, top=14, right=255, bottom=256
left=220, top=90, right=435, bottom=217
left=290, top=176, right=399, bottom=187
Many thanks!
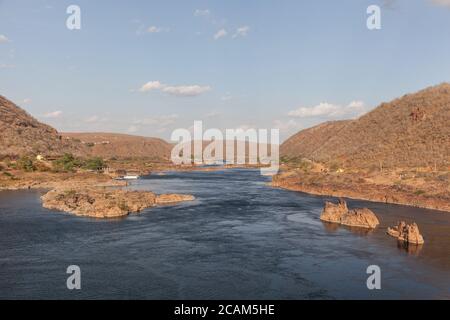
left=0, top=95, right=173, bottom=160
left=281, top=83, right=450, bottom=169
left=0, top=95, right=84, bottom=158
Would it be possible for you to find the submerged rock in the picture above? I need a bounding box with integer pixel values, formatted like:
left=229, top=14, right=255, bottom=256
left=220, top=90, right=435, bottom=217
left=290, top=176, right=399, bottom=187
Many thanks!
left=41, top=188, right=194, bottom=218
left=387, top=221, right=425, bottom=245
left=320, top=199, right=380, bottom=229
left=156, top=194, right=195, bottom=204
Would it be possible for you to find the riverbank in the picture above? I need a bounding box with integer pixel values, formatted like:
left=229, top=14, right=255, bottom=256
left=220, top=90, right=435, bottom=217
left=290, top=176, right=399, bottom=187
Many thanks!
left=272, top=168, right=450, bottom=213
left=0, top=165, right=196, bottom=218
left=0, top=163, right=260, bottom=192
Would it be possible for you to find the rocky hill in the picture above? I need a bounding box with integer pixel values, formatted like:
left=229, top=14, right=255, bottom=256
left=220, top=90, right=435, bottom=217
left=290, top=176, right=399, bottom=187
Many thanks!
left=62, top=132, right=172, bottom=160
left=0, top=95, right=173, bottom=161
left=0, top=95, right=84, bottom=158
left=281, top=83, right=450, bottom=169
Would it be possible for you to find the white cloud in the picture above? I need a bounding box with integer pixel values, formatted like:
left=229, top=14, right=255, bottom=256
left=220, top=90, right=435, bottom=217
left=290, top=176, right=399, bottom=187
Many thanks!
left=0, top=35, right=9, bottom=43
left=0, top=64, right=15, bottom=69
left=430, top=0, right=450, bottom=7
left=194, top=9, right=210, bottom=17
left=214, top=28, right=227, bottom=40
left=138, top=81, right=211, bottom=97
left=232, top=26, right=250, bottom=38
left=147, top=26, right=170, bottom=33
left=147, top=26, right=163, bottom=33
left=163, top=85, right=211, bottom=96
left=347, top=100, right=365, bottom=109
left=288, top=101, right=366, bottom=118
left=43, top=111, right=63, bottom=118
left=139, top=81, right=164, bottom=92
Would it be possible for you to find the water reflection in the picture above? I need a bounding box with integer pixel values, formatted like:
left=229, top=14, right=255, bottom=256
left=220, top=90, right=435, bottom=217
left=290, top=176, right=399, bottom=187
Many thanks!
left=396, top=240, right=424, bottom=256
left=321, top=221, right=375, bottom=236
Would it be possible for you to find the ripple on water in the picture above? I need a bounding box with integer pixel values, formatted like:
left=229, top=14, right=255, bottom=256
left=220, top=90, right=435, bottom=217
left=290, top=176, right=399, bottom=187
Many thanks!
left=0, top=169, right=449, bottom=299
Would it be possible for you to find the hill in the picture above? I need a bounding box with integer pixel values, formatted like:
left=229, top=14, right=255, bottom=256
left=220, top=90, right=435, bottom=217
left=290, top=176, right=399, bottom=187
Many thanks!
left=281, top=83, right=450, bottom=169
left=62, top=132, right=172, bottom=160
left=0, top=95, right=84, bottom=158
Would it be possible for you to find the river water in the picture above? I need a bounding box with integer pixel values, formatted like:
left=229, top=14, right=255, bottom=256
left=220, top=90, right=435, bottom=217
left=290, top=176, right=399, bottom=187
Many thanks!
left=0, top=169, right=449, bottom=299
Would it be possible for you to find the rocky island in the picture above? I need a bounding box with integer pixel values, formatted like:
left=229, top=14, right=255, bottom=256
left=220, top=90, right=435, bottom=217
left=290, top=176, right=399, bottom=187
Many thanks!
left=387, top=221, right=425, bottom=245
left=320, top=199, right=380, bottom=229
left=41, top=188, right=195, bottom=218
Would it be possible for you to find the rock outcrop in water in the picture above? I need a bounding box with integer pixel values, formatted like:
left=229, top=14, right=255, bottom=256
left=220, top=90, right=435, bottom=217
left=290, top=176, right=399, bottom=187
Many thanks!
left=155, top=193, right=195, bottom=204
left=387, top=221, right=425, bottom=245
left=41, top=188, right=194, bottom=218
left=320, top=199, right=380, bottom=229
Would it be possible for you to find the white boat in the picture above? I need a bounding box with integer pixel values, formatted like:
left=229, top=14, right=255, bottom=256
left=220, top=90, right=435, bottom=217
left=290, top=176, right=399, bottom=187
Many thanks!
left=121, top=175, right=140, bottom=180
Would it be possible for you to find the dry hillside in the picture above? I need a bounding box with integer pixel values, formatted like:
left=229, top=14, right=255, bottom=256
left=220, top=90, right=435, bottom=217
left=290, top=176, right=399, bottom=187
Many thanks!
left=281, top=83, right=450, bottom=169
left=62, top=132, right=172, bottom=160
left=0, top=95, right=84, bottom=158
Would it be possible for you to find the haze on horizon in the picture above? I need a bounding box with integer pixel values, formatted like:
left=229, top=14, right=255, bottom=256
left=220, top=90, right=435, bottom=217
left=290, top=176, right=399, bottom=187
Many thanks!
left=1, top=0, right=450, bottom=142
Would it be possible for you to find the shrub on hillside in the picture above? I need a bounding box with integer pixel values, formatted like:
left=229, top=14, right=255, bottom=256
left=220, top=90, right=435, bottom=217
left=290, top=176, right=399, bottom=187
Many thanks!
left=53, top=153, right=81, bottom=172
left=83, top=157, right=105, bottom=171
left=17, top=156, right=36, bottom=172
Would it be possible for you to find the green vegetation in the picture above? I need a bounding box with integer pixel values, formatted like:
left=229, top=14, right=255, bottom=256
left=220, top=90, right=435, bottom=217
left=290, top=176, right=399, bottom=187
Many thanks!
left=64, top=189, right=77, bottom=197
left=414, top=190, right=426, bottom=196
left=118, top=200, right=130, bottom=212
left=329, top=161, right=341, bottom=172
left=83, top=157, right=105, bottom=171
left=52, top=153, right=106, bottom=172
left=53, top=153, right=81, bottom=172
left=280, top=156, right=314, bottom=172
left=17, top=156, right=36, bottom=172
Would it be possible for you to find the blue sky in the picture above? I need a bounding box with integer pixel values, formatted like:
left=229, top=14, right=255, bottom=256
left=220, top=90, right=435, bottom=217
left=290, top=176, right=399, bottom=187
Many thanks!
left=1, top=0, right=450, bottom=141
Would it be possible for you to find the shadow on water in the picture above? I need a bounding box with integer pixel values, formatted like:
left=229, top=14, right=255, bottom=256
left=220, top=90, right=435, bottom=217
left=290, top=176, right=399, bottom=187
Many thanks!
left=321, top=221, right=375, bottom=237
left=396, top=241, right=424, bottom=256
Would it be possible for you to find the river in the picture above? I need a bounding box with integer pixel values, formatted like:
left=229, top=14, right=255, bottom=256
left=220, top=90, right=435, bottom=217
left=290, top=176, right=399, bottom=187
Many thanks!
left=0, top=169, right=449, bottom=299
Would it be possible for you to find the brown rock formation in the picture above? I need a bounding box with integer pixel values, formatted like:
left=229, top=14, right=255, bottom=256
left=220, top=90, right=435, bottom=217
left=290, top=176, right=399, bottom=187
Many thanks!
left=320, top=199, right=349, bottom=224
left=387, top=221, right=425, bottom=245
left=156, top=194, right=195, bottom=204
left=41, top=188, right=194, bottom=218
left=320, top=199, right=380, bottom=229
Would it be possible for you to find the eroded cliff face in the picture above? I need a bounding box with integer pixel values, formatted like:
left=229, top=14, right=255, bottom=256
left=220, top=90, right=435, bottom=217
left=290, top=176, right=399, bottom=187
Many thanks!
left=41, top=188, right=194, bottom=218
left=320, top=199, right=380, bottom=229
